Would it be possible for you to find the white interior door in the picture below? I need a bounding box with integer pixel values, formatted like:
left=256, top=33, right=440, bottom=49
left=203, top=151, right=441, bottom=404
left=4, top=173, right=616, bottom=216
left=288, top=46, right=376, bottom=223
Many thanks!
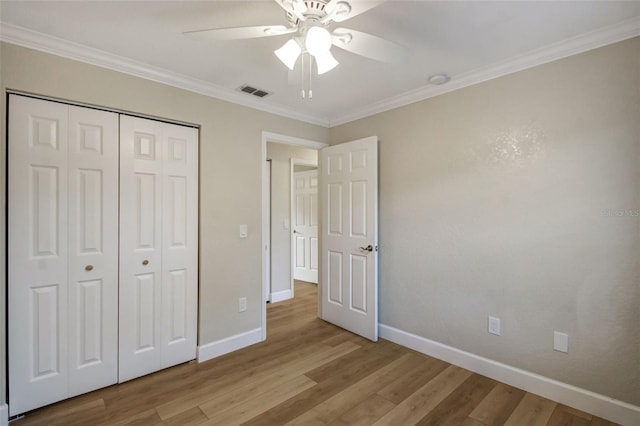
left=320, top=137, right=378, bottom=341
left=119, top=116, right=163, bottom=382
left=9, top=96, right=69, bottom=415
left=119, top=116, right=198, bottom=382
left=160, top=122, right=199, bottom=369
left=8, top=95, right=118, bottom=415
left=292, top=169, right=319, bottom=283
left=67, top=105, right=119, bottom=396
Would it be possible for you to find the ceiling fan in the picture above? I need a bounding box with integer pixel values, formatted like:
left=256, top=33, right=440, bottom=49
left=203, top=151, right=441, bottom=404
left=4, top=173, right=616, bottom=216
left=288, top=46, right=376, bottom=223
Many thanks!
left=183, top=0, right=408, bottom=77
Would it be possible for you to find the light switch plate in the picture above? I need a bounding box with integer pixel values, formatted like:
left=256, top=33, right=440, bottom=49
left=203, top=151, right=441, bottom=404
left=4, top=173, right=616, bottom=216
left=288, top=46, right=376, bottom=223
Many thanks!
left=554, top=331, right=569, bottom=353
left=488, top=316, right=501, bottom=336
left=239, top=224, right=248, bottom=238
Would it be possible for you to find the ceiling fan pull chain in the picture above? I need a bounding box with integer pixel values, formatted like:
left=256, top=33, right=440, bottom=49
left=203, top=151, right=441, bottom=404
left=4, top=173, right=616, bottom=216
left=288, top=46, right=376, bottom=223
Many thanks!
left=309, top=55, right=313, bottom=99
left=301, top=52, right=306, bottom=99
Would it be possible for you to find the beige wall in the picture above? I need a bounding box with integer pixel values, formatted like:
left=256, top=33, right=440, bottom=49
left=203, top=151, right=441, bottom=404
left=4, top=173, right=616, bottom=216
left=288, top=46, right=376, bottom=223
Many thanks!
left=330, top=37, right=640, bottom=405
left=266, top=142, right=318, bottom=295
left=0, top=42, right=329, bottom=406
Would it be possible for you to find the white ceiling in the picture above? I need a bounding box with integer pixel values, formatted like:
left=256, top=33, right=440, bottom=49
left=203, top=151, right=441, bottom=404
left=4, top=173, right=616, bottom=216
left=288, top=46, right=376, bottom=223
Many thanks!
left=1, top=1, right=639, bottom=127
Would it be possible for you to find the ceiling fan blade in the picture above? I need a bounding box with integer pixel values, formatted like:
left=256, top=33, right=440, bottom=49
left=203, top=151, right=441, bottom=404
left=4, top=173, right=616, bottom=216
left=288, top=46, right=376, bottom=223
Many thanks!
left=322, top=0, right=386, bottom=23
left=183, top=25, right=295, bottom=41
left=274, top=0, right=307, bottom=21
left=332, top=27, right=409, bottom=63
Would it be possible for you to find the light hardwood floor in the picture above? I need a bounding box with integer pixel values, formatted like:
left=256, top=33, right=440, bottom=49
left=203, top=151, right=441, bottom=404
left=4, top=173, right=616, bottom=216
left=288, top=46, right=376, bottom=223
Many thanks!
left=13, top=280, right=618, bottom=425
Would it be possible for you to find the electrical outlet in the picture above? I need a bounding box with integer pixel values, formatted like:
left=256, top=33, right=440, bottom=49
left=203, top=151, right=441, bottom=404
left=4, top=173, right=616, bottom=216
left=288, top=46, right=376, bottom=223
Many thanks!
left=554, top=331, right=569, bottom=353
left=488, top=316, right=501, bottom=336
left=239, top=297, right=247, bottom=312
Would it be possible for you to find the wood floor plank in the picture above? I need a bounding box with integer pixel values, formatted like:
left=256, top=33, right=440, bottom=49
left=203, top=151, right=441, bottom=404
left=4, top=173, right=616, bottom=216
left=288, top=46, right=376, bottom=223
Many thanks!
left=163, top=406, right=208, bottom=426
left=242, top=346, right=398, bottom=425
left=102, top=330, right=333, bottom=423
left=110, top=408, right=163, bottom=425
left=328, top=394, right=397, bottom=426
left=11, top=398, right=108, bottom=426
left=376, top=354, right=450, bottom=404
left=468, top=382, right=527, bottom=426
left=196, top=341, right=359, bottom=418
left=285, top=352, right=423, bottom=425
left=559, top=404, right=593, bottom=421
left=591, top=417, right=621, bottom=426
left=372, top=364, right=473, bottom=425
left=460, top=417, right=486, bottom=426
left=504, top=393, right=557, bottom=426
left=416, top=373, right=498, bottom=425
left=202, top=375, right=317, bottom=426
left=160, top=340, right=359, bottom=420
left=461, top=417, right=488, bottom=426
left=547, top=404, right=591, bottom=426
left=320, top=330, right=369, bottom=347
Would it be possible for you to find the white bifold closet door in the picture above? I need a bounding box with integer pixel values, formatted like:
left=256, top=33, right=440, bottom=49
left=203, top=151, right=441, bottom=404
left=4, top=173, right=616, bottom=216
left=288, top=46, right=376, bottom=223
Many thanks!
left=8, top=95, right=119, bottom=416
left=118, top=116, right=199, bottom=382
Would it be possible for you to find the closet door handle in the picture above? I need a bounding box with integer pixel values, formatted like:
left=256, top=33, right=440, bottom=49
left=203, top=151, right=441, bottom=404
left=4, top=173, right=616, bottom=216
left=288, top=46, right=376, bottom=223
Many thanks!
left=142, top=259, right=149, bottom=266
left=85, top=265, right=94, bottom=271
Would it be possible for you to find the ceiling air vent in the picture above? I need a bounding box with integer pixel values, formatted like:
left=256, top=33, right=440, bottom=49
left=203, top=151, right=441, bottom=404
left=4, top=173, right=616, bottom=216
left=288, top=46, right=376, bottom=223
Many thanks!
left=238, top=85, right=272, bottom=98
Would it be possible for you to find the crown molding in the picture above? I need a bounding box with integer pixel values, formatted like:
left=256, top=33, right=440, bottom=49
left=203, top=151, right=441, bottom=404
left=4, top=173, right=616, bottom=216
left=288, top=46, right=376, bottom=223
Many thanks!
left=0, top=22, right=331, bottom=128
left=328, top=16, right=640, bottom=127
left=2, top=17, right=638, bottom=129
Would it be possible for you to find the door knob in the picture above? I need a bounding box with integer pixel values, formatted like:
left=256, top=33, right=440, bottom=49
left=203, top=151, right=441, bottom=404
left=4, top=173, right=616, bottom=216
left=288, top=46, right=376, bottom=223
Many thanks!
left=85, top=265, right=94, bottom=271
left=360, top=245, right=374, bottom=252
left=293, top=230, right=298, bottom=233
left=142, top=259, right=149, bottom=265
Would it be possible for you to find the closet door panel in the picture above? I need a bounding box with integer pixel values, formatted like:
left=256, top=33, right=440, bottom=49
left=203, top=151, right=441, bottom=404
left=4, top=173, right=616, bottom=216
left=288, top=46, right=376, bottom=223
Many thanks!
left=161, top=126, right=198, bottom=368
left=8, top=96, right=69, bottom=415
left=119, top=116, right=164, bottom=382
left=67, top=106, right=119, bottom=396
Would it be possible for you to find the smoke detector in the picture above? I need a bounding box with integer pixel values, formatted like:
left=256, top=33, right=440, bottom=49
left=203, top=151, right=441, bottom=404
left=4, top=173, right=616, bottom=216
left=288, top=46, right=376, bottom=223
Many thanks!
left=428, top=73, right=450, bottom=85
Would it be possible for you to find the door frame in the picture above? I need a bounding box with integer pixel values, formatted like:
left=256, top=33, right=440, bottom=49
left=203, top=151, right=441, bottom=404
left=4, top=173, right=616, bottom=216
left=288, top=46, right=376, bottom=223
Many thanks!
left=290, top=158, right=318, bottom=293
left=261, top=131, right=327, bottom=340
left=264, top=159, right=272, bottom=303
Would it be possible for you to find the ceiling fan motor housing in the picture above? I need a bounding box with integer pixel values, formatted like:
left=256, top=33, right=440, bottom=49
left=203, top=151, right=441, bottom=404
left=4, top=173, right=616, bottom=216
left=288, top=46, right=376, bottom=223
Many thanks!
left=286, top=0, right=329, bottom=26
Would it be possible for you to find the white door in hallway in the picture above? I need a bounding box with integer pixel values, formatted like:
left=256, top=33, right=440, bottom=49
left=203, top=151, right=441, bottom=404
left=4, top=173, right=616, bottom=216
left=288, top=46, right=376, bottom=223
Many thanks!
left=119, top=116, right=198, bottom=382
left=320, top=137, right=379, bottom=341
left=293, top=169, right=319, bottom=284
left=8, top=95, right=119, bottom=415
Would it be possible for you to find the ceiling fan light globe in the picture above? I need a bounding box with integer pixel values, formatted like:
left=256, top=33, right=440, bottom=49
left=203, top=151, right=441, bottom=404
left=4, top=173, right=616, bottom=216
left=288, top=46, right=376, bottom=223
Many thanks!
left=305, top=26, right=332, bottom=57
left=275, top=39, right=302, bottom=70
left=315, top=51, right=339, bottom=75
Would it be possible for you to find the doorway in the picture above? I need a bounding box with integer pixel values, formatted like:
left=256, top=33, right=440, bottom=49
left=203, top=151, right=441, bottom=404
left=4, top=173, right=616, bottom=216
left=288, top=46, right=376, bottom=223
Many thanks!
left=261, top=132, right=327, bottom=339
left=266, top=145, right=317, bottom=302
left=291, top=160, right=318, bottom=285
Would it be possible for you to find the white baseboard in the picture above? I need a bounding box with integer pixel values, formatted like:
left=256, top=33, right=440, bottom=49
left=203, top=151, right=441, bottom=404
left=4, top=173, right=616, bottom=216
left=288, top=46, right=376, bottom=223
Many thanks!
left=270, top=289, right=293, bottom=303
left=0, top=404, right=7, bottom=426
left=197, top=328, right=263, bottom=363
left=379, top=324, right=640, bottom=426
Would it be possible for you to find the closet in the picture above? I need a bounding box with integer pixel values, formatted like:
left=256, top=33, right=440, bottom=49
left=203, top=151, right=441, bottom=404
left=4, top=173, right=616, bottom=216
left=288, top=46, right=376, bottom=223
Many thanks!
left=118, top=115, right=198, bottom=382
left=7, top=95, right=199, bottom=416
